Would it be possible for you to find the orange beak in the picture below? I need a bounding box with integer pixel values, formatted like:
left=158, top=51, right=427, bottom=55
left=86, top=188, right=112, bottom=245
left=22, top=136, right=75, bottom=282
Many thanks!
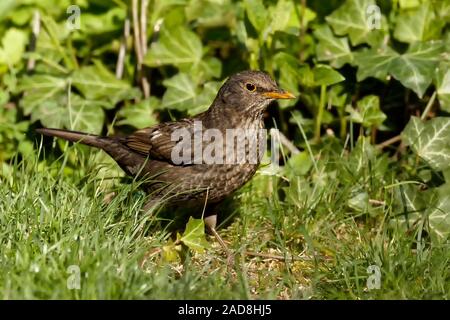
left=263, top=90, right=296, bottom=99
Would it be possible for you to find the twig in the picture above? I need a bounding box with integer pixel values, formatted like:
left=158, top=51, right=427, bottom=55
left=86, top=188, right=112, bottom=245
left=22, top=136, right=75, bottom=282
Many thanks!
left=298, top=0, right=307, bottom=61
left=369, top=199, right=385, bottom=206
left=132, top=0, right=143, bottom=66
left=376, top=135, right=401, bottom=150
left=27, top=10, right=41, bottom=71
left=244, top=251, right=330, bottom=262
left=116, top=18, right=130, bottom=79
left=420, top=91, right=437, bottom=120
left=140, top=0, right=149, bottom=56
left=140, top=0, right=150, bottom=98
left=131, top=0, right=151, bottom=98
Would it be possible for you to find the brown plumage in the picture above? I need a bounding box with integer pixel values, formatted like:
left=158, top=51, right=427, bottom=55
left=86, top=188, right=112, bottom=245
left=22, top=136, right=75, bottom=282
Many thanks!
left=36, top=71, right=294, bottom=240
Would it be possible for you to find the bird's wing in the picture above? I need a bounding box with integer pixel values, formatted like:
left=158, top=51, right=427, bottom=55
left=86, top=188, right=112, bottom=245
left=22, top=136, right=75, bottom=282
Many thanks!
left=125, top=119, right=198, bottom=165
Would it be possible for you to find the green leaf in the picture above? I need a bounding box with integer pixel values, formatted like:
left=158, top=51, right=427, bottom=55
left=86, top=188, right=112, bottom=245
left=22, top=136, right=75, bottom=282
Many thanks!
left=66, top=95, right=105, bottom=134
left=30, top=96, right=66, bottom=129
left=268, top=0, right=316, bottom=36
left=399, top=0, right=421, bottom=9
left=389, top=41, right=443, bottom=98
left=190, top=56, right=222, bottom=83
left=0, top=28, right=28, bottom=69
left=273, top=52, right=304, bottom=102
left=162, top=238, right=182, bottom=262
left=355, top=41, right=443, bottom=97
left=72, top=62, right=140, bottom=105
left=392, top=183, right=450, bottom=244
left=328, top=84, right=348, bottom=108
left=188, top=81, right=222, bottom=116
left=348, top=136, right=377, bottom=174
left=117, top=98, right=159, bottom=128
left=348, top=191, right=369, bottom=212
left=180, top=216, right=210, bottom=253
left=436, top=66, right=450, bottom=112
left=143, top=25, right=203, bottom=69
left=186, top=0, right=235, bottom=27
left=314, top=25, right=353, bottom=68
left=244, top=0, right=267, bottom=33
left=81, top=7, right=126, bottom=35
left=0, top=0, right=16, bottom=21
left=160, top=73, right=220, bottom=114
left=313, top=64, right=345, bottom=86
left=428, top=193, right=450, bottom=244
left=394, top=2, right=444, bottom=43
left=402, top=117, right=450, bottom=171
left=326, top=0, right=387, bottom=46
left=285, top=151, right=313, bottom=177
left=354, top=46, right=398, bottom=82
left=435, top=0, right=450, bottom=22
left=391, top=184, right=425, bottom=231
left=18, top=74, right=67, bottom=115
left=346, top=95, right=386, bottom=128
left=160, top=73, right=197, bottom=111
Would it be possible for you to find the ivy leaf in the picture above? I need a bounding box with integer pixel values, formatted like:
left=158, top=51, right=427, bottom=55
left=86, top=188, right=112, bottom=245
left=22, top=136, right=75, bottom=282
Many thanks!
left=399, top=0, right=421, bottom=9
left=354, top=47, right=398, bottom=82
left=389, top=41, right=443, bottom=98
left=72, top=62, right=140, bottom=106
left=18, top=74, right=67, bottom=115
left=0, top=0, right=16, bottom=21
left=160, top=73, right=197, bottom=111
left=144, top=25, right=203, bottom=69
left=314, top=25, right=353, bottom=68
left=180, top=216, right=210, bottom=253
left=274, top=52, right=304, bottom=92
left=116, top=98, right=159, bottom=129
left=160, top=73, right=221, bottom=113
left=392, top=184, right=450, bottom=244
left=313, top=64, right=345, bottom=86
left=326, top=0, right=387, bottom=46
left=348, top=191, right=369, bottom=212
left=0, top=28, right=28, bottom=70
left=188, top=81, right=222, bottom=116
left=348, top=136, right=377, bottom=175
left=402, top=117, right=450, bottom=171
left=391, top=184, right=426, bottom=231
left=30, top=95, right=66, bottom=129
left=435, top=0, right=450, bottom=22
left=162, top=238, right=182, bottom=262
left=394, top=2, right=445, bottom=43
left=268, top=0, right=316, bottom=35
left=428, top=193, right=450, bottom=244
left=66, top=95, right=105, bottom=134
left=355, top=42, right=443, bottom=97
left=81, top=7, right=126, bottom=35
left=436, top=66, right=450, bottom=112
left=244, top=0, right=267, bottom=33
left=346, top=95, right=386, bottom=128
left=190, top=56, right=222, bottom=83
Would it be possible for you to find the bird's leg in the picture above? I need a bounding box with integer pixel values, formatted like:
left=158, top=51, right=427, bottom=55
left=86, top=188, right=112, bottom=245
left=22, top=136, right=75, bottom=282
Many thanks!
left=204, top=214, right=234, bottom=266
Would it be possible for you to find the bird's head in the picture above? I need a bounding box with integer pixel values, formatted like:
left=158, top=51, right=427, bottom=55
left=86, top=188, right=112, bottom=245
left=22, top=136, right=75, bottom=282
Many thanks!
left=213, top=70, right=295, bottom=114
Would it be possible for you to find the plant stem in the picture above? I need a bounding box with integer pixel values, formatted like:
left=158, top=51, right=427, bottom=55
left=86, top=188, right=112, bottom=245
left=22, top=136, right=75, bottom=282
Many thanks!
left=314, top=84, right=327, bottom=142
left=420, top=91, right=437, bottom=120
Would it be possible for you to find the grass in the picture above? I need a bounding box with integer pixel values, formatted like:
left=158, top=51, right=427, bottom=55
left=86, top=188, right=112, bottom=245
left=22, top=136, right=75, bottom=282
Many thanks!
left=0, top=136, right=449, bottom=299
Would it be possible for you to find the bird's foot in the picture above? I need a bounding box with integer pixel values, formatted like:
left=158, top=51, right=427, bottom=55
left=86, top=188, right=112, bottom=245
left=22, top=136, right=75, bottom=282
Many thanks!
left=204, top=214, right=235, bottom=268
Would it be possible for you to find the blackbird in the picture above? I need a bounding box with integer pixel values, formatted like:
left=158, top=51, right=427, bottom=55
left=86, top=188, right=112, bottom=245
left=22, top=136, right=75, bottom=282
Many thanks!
left=37, top=70, right=295, bottom=255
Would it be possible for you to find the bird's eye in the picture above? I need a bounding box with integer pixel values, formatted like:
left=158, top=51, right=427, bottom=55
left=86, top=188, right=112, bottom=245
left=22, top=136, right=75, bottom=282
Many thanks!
left=245, top=83, right=256, bottom=92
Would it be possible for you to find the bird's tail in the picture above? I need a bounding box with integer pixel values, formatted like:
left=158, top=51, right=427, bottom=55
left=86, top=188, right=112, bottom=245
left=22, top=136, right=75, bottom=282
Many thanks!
left=36, top=127, right=149, bottom=177
left=36, top=128, right=109, bottom=149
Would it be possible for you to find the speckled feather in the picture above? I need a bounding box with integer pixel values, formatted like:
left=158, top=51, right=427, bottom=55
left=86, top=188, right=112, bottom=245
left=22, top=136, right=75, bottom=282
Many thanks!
left=36, top=71, right=291, bottom=210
